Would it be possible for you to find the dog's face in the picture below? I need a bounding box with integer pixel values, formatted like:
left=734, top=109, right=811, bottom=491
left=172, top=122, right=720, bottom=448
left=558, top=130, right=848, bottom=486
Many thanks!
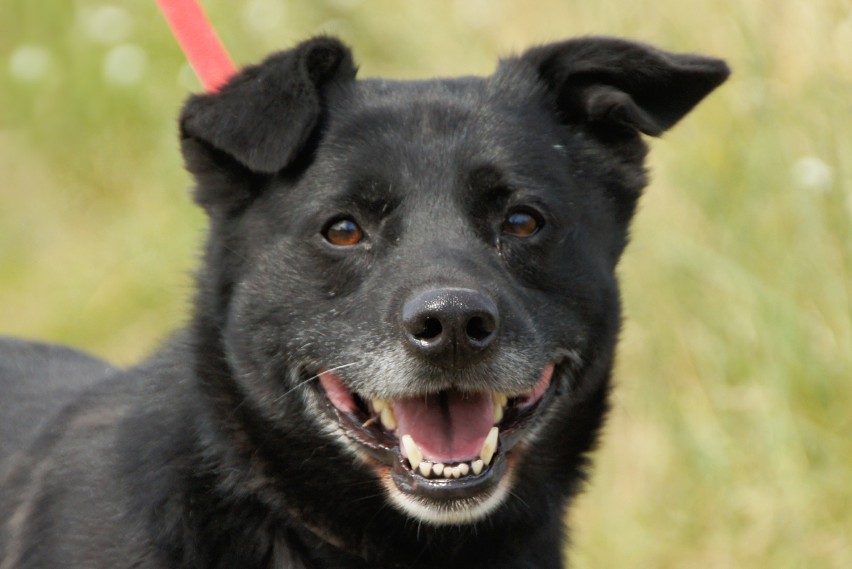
left=229, top=77, right=626, bottom=525
left=180, top=37, right=727, bottom=536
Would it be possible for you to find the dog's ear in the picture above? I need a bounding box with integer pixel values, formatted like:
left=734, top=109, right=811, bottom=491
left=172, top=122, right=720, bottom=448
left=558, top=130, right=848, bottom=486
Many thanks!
left=514, top=37, right=729, bottom=136
left=179, top=37, right=356, bottom=212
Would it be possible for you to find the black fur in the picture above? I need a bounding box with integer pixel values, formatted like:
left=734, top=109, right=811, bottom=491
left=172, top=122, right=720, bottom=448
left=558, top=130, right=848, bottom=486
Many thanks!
left=0, top=36, right=728, bottom=568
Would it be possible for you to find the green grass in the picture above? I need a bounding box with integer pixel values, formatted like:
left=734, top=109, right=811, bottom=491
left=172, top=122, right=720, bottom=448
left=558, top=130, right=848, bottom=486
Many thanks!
left=2, top=0, right=850, bottom=566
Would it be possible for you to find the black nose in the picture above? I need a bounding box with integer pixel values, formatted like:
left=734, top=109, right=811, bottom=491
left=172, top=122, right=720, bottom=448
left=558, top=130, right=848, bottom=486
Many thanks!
left=401, top=287, right=499, bottom=366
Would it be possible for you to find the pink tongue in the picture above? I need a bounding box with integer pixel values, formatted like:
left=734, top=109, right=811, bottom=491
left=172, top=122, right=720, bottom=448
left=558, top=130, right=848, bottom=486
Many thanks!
left=392, top=391, right=494, bottom=463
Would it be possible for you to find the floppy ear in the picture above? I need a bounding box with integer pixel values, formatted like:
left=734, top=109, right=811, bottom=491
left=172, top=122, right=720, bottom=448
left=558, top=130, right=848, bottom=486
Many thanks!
left=179, top=37, right=356, bottom=212
left=516, top=37, right=730, bottom=136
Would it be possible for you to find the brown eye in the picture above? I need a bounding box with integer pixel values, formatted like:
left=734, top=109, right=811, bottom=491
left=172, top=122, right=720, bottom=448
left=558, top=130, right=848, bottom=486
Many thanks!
left=501, top=210, right=541, bottom=237
left=324, top=218, right=364, bottom=246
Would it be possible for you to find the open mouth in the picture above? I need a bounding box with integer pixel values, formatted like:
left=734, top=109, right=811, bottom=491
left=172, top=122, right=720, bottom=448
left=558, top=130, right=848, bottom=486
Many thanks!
left=315, top=363, right=557, bottom=504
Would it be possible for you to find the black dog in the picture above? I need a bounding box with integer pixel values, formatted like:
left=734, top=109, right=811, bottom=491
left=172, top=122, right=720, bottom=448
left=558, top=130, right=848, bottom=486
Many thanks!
left=0, top=37, right=728, bottom=568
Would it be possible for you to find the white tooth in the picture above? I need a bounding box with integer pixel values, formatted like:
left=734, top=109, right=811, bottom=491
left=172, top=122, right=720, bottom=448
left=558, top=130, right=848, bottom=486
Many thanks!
left=471, top=459, right=484, bottom=475
left=493, top=403, right=504, bottom=425
left=452, top=466, right=462, bottom=479
left=432, top=463, right=445, bottom=476
left=458, top=463, right=470, bottom=476
left=443, top=467, right=454, bottom=479
left=402, top=435, right=423, bottom=470
left=380, top=407, right=396, bottom=431
left=493, top=392, right=508, bottom=407
left=418, top=461, right=432, bottom=478
left=479, top=427, right=499, bottom=466
left=372, top=399, right=389, bottom=413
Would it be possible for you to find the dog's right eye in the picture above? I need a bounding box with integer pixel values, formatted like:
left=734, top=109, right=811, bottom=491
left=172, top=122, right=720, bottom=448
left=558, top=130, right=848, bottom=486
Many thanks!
left=323, top=218, right=364, bottom=247
left=501, top=209, right=542, bottom=238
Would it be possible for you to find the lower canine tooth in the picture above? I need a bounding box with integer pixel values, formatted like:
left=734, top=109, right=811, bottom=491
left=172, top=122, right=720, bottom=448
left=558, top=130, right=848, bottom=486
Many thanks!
left=432, top=463, right=445, bottom=476
left=380, top=407, right=396, bottom=431
left=418, top=461, right=432, bottom=477
left=471, top=459, right=484, bottom=475
left=401, top=435, right=423, bottom=470
left=479, top=427, right=499, bottom=466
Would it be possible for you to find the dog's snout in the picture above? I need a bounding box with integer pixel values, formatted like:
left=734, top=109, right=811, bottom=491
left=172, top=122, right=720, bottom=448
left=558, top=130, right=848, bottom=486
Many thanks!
left=402, top=288, right=499, bottom=365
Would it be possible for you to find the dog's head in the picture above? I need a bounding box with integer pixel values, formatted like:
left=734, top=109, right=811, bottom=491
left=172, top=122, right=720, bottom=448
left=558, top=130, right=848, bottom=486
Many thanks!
left=179, top=36, right=727, bottom=539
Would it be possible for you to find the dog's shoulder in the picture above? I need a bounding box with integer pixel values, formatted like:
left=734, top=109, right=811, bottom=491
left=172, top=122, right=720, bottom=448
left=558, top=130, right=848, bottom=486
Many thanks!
left=0, top=338, right=202, bottom=568
left=0, top=338, right=116, bottom=473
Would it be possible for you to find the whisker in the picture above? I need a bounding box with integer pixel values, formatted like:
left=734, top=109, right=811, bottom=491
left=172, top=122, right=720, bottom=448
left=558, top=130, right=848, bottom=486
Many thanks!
left=272, top=362, right=359, bottom=403
left=507, top=488, right=533, bottom=516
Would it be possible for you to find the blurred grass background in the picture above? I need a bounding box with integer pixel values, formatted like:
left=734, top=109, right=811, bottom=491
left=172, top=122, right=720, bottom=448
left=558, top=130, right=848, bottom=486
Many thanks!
left=1, top=0, right=850, bottom=566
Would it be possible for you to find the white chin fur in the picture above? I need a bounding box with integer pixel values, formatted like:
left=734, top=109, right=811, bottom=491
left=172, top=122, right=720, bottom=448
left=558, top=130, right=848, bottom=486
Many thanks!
left=381, top=473, right=512, bottom=526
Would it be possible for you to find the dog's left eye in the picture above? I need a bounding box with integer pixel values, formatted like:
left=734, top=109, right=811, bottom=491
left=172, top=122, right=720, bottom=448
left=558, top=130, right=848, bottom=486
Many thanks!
left=501, top=209, right=542, bottom=237
left=323, top=218, right=364, bottom=246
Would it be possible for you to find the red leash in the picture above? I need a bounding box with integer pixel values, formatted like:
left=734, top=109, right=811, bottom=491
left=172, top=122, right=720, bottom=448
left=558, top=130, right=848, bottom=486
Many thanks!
left=156, top=0, right=236, bottom=92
